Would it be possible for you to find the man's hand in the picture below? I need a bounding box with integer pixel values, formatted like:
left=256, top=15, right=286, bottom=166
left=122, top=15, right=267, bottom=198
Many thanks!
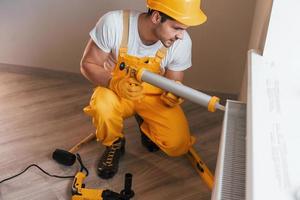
left=104, top=53, right=143, bottom=101
left=160, top=81, right=184, bottom=107
left=109, top=75, right=144, bottom=101
left=160, top=91, right=184, bottom=107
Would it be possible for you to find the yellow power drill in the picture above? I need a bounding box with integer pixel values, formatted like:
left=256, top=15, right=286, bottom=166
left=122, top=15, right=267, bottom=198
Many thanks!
left=52, top=149, right=134, bottom=200
left=72, top=172, right=134, bottom=200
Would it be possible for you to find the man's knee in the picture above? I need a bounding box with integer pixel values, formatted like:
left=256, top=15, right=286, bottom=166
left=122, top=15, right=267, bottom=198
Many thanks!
left=159, top=134, right=191, bottom=157
left=92, top=87, right=120, bottom=114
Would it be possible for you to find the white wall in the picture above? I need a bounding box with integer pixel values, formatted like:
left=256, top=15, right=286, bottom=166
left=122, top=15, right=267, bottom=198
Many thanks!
left=188, top=0, right=255, bottom=94
left=0, top=0, right=145, bottom=73
left=239, top=0, right=273, bottom=101
left=0, top=0, right=255, bottom=94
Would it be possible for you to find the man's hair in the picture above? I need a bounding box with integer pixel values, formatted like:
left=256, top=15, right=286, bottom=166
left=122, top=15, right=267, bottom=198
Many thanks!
left=147, top=9, right=174, bottom=23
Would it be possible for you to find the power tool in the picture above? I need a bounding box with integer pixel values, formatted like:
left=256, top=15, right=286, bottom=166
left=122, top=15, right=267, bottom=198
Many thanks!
left=52, top=149, right=134, bottom=200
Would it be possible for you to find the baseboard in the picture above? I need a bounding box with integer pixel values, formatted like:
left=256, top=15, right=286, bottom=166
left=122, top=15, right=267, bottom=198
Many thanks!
left=0, top=62, right=90, bottom=85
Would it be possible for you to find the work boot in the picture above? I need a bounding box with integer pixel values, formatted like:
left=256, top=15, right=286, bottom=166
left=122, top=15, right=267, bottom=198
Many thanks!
left=134, top=114, right=160, bottom=152
left=97, top=138, right=125, bottom=179
left=141, top=133, right=160, bottom=152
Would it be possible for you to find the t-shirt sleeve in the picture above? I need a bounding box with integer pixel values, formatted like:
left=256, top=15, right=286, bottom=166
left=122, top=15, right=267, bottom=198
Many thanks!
left=89, top=12, right=119, bottom=53
left=166, top=32, right=192, bottom=71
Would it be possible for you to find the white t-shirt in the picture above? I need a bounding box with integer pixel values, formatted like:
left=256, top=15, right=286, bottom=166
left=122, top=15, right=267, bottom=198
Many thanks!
left=90, top=10, right=192, bottom=72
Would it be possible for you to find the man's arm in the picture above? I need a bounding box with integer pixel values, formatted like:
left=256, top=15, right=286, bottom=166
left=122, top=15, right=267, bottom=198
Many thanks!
left=164, top=68, right=185, bottom=82
left=80, top=39, right=115, bottom=86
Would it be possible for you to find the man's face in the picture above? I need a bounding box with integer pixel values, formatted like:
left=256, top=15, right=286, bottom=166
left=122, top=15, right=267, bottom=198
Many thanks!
left=154, top=19, right=189, bottom=47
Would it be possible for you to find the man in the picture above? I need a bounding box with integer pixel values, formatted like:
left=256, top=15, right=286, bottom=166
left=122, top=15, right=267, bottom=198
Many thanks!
left=80, top=0, right=207, bottom=179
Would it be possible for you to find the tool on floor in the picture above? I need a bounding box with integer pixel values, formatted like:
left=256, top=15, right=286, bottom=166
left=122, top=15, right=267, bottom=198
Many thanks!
left=187, top=147, right=214, bottom=190
left=69, top=133, right=96, bottom=154
left=52, top=149, right=134, bottom=200
left=72, top=171, right=134, bottom=200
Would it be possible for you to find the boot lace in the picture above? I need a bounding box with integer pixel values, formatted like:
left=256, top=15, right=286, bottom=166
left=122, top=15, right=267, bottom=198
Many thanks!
left=103, top=142, right=122, bottom=167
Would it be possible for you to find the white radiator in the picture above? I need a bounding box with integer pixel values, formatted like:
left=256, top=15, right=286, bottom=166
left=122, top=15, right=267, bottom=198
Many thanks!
left=211, top=100, right=246, bottom=200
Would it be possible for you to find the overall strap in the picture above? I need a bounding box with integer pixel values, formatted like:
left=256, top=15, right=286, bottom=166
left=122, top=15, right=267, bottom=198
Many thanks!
left=119, top=10, right=129, bottom=56
left=154, top=46, right=168, bottom=63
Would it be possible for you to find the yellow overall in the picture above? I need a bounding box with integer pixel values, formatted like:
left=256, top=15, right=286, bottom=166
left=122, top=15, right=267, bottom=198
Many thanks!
left=84, top=11, right=195, bottom=157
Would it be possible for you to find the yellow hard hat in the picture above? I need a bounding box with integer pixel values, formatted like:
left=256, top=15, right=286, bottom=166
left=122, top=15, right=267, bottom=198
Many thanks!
left=147, top=0, right=207, bottom=26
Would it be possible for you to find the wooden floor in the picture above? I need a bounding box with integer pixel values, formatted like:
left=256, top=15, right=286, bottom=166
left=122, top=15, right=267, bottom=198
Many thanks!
left=0, top=67, right=235, bottom=200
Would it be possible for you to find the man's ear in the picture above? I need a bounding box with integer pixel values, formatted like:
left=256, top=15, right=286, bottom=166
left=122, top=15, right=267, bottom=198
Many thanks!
left=151, top=10, right=161, bottom=24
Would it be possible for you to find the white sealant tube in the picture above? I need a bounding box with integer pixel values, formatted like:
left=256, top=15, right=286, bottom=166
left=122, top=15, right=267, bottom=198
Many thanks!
left=139, top=69, right=225, bottom=111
